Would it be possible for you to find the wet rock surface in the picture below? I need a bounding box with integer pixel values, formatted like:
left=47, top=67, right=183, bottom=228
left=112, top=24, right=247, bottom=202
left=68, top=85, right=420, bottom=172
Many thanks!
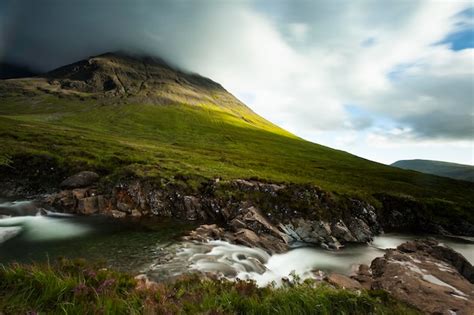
left=355, top=239, right=474, bottom=315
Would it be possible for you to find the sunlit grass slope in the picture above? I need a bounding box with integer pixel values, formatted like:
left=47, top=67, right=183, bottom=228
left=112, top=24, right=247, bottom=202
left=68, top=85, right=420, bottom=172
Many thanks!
left=0, top=92, right=473, bottom=212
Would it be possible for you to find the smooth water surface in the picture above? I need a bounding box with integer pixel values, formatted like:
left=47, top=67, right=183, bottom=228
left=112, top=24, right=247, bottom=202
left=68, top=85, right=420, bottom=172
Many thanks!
left=0, top=198, right=193, bottom=272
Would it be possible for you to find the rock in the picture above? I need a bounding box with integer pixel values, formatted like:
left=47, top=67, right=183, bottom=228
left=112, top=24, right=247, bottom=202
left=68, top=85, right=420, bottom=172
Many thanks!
left=327, top=236, right=343, bottom=250
left=229, top=218, right=247, bottom=231
left=116, top=201, right=131, bottom=213
left=110, top=210, right=126, bottom=218
left=279, top=223, right=302, bottom=242
left=60, top=171, right=99, bottom=189
left=242, top=206, right=284, bottom=239
left=234, top=228, right=288, bottom=253
left=367, top=239, right=474, bottom=314
left=350, top=264, right=372, bottom=289
left=131, top=209, right=142, bottom=217
left=348, top=218, right=372, bottom=242
left=234, top=228, right=261, bottom=247
left=332, top=220, right=356, bottom=242
left=77, top=196, right=99, bottom=214
left=282, top=219, right=345, bottom=249
left=72, top=188, right=89, bottom=200
left=398, top=239, right=474, bottom=283
left=326, top=273, right=362, bottom=290
left=183, top=196, right=201, bottom=220
left=97, top=195, right=108, bottom=211
left=293, top=219, right=315, bottom=241
left=183, top=224, right=226, bottom=243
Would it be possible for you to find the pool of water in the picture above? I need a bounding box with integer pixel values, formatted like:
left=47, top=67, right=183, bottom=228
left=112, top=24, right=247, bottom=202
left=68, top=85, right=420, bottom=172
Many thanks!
left=0, top=199, right=193, bottom=272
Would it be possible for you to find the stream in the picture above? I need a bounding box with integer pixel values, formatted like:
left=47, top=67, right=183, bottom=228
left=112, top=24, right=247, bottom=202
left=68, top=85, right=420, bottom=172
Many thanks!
left=1, top=198, right=473, bottom=286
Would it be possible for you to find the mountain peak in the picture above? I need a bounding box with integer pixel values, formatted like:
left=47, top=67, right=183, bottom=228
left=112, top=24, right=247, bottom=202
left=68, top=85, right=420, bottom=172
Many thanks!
left=46, top=51, right=224, bottom=96
left=1, top=52, right=252, bottom=112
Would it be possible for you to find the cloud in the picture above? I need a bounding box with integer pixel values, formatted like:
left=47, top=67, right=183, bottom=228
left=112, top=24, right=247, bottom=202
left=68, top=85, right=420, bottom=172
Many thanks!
left=0, top=0, right=472, bottom=163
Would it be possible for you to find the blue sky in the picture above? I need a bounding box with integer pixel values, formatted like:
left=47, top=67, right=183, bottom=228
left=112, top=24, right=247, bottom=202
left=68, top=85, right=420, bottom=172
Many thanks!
left=1, top=0, right=473, bottom=165
left=440, top=7, right=474, bottom=50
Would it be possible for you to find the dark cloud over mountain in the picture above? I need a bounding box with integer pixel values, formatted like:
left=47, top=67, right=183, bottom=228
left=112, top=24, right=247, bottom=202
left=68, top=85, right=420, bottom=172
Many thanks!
left=0, top=0, right=472, bottom=164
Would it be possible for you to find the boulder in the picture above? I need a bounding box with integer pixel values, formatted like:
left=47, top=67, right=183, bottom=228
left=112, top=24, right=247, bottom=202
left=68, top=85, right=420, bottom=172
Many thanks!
left=183, top=224, right=226, bottom=243
left=183, top=196, right=201, bottom=221
left=350, top=264, right=372, bottom=289
left=60, top=171, right=99, bottom=189
left=348, top=218, right=372, bottom=242
left=367, top=239, right=474, bottom=314
left=326, top=273, right=362, bottom=290
left=72, top=188, right=89, bottom=200
left=77, top=196, right=99, bottom=214
left=234, top=228, right=288, bottom=253
left=229, top=218, right=247, bottom=231
left=110, top=209, right=126, bottom=218
left=397, top=239, right=474, bottom=283
left=331, top=220, right=356, bottom=242
left=242, top=206, right=284, bottom=239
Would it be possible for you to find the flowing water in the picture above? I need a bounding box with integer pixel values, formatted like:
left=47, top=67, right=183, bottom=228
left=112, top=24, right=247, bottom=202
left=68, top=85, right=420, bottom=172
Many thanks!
left=1, top=198, right=473, bottom=286
left=0, top=198, right=193, bottom=272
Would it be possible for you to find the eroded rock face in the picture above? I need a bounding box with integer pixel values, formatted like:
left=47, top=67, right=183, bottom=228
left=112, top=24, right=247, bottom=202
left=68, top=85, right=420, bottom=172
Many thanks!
left=45, top=178, right=384, bottom=253
left=366, top=240, right=474, bottom=315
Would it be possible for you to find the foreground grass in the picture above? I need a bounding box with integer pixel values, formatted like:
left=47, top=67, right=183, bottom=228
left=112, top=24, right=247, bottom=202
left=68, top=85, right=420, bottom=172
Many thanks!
left=0, top=259, right=419, bottom=315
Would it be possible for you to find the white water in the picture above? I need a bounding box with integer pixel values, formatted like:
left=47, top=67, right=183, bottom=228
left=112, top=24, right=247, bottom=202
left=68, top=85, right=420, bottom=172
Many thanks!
left=0, top=226, right=22, bottom=243
left=160, top=234, right=474, bottom=287
left=0, top=214, right=92, bottom=242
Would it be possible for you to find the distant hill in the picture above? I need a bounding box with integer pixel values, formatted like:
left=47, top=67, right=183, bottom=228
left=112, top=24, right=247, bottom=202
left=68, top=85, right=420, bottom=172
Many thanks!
left=392, top=159, right=474, bottom=182
left=0, top=63, right=38, bottom=79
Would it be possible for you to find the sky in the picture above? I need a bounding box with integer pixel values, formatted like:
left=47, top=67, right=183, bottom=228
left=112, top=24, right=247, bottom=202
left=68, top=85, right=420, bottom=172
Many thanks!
left=0, top=0, right=473, bottom=165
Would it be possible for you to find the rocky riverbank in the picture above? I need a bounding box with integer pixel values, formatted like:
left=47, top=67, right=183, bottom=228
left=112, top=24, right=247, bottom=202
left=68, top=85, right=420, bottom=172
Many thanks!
left=346, top=239, right=474, bottom=314
left=2, top=169, right=473, bottom=254
left=38, top=171, right=474, bottom=253
left=38, top=171, right=383, bottom=253
left=136, top=239, right=474, bottom=314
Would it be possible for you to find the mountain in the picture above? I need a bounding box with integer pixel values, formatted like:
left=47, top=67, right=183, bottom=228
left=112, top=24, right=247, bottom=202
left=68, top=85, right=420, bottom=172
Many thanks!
left=0, top=52, right=473, bottom=231
left=0, top=62, right=38, bottom=79
left=392, top=159, right=474, bottom=182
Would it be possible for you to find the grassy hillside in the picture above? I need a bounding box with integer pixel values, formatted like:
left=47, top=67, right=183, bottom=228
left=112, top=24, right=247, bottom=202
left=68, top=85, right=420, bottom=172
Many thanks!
left=392, top=159, right=474, bottom=183
left=0, top=53, right=472, bottom=220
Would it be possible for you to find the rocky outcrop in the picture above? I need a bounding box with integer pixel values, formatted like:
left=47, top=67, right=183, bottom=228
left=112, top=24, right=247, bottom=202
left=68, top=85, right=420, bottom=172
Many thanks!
left=353, top=239, right=474, bottom=315
left=279, top=202, right=379, bottom=250
left=183, top=224, right=288, bottom=253
left=44, top=176, right=385, bottom=253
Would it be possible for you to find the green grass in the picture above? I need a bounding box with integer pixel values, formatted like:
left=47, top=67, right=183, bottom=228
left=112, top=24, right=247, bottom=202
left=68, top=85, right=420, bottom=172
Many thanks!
left=0, top=259, right=420, bottom=314
left=0, top=93, right=473, bottom=219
